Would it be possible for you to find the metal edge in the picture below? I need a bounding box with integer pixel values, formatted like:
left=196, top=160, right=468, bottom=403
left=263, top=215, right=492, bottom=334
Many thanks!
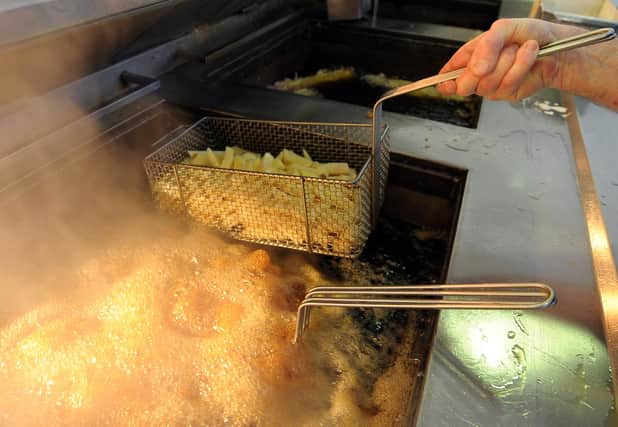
left=0, top=1, right=296, bottom=160
left=543, top=10, right=618, bottom=30
left=0, top=90, right=164, bottom=196
left=405, top=311, right=438, bottom=427
left=0, top=0, right=186, bottom=49
left=399, top=157, right=468, bottom=426
left=0, top=98, right=169, bottom=207
left=563, top=93, right=618, bottom=405
left=200, top=115, right=374, bottom=129
left=145, top=116, right=375, bottom=185
left=147, top=150, right=367, bottom=185
left=201, top=13, right=307, bottom=76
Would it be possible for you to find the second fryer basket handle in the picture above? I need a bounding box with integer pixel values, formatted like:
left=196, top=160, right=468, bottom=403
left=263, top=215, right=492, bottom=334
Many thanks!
left=294, top=282, right=557, bottom=343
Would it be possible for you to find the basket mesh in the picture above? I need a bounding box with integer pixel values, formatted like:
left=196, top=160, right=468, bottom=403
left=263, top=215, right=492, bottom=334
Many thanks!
left=144, top=117, right=388, bottom=257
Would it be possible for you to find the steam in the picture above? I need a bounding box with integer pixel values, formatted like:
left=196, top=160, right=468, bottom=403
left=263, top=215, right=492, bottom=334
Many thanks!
left=0, top=12, right=179, bottom=324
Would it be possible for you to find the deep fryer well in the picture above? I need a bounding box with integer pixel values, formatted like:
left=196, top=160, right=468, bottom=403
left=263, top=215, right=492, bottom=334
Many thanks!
left=196, top=20, right=483, bottom=129
left=0, top=98, right=466, bottom=423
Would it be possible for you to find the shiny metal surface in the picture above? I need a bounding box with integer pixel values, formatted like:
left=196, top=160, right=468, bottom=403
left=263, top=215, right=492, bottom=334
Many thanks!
left=412, top=1, right=616, bottom=423
left=0, top=0, right=175, bottom=46
left=0, top=80, right=160, bottom=201
left=563, top=93, right=618, bottom=406
left=410, top=90, right=614, bottom=426
left=536, top=27, right=616, bottom=57
left=542, top=10, right=618, bottom=31
left=294, top=283, right=556, bottom=342
left=349, top=18, right=482, bottom=43
left=0, top=4, right=297, bottom=173
left=574, top=99, right=618, bottom=269
left=0, top=0, right=278, bottom=48
left=370, top=69, right=462, bottom=197
left=422, top=310, right=613, bottom=426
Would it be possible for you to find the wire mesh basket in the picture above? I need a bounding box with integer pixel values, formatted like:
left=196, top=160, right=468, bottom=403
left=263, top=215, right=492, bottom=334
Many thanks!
left=143, top=116, right=389, bottom=258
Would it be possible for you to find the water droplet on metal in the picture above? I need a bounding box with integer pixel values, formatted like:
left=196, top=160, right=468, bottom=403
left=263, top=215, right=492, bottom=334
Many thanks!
left=511, top=344, right=526, bottom=368
left=579, top=400, right=594, bottom=410
left=513, top=314, right=529, bottom=336
left=575, top=363, right=586, bottom=379
left=446, top=143, right=471, bottom=152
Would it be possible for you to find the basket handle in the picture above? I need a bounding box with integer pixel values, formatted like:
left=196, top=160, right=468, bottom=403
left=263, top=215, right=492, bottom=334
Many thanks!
left=294, top=282, right=556, bottom=343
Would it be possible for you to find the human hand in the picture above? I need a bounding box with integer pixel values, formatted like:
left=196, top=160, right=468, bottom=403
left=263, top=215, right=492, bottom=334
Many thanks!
left=437, top=18, right=580, bottom=101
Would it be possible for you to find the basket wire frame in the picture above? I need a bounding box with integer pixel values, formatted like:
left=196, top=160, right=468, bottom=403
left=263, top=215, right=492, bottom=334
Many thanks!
left=144, top=117, right=389, bottom=257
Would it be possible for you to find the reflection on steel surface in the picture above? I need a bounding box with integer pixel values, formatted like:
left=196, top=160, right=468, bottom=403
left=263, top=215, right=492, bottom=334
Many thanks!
left=564, top=93, right=618, bottom=405
left=435, top=309, right=613, bottom=425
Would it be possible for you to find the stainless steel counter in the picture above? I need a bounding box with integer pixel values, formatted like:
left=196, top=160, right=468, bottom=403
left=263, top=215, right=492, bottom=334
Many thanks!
left=407, top=94, right=614, bottom=426
left=414, top=2, right=617, bottom=424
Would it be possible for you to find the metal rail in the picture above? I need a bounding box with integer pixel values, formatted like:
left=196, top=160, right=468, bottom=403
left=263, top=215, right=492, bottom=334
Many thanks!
left=564, top=93, right=618, bottom=407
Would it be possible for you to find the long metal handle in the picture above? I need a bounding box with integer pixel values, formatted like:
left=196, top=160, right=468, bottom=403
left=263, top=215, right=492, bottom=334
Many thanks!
left=294, top=282, right=556, bottom=343
left=304, top=283, right=553, bottom=299
left=537, top=27, right=616, bottom=57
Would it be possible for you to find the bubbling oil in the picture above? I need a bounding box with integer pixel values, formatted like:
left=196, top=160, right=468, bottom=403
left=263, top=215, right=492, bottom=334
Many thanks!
left=0, top=228, right=416, bottom=426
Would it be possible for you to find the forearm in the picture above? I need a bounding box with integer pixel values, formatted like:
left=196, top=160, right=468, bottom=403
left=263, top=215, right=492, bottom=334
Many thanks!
left=551, top=36, right=618, bottom=111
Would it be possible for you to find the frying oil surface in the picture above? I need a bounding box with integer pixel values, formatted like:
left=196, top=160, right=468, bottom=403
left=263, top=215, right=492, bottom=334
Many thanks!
left=0, top=228, right=414, bottom=426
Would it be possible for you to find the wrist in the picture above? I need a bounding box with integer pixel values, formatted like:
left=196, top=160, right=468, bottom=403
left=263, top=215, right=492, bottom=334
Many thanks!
left=552, top=37, right=618, bottom=110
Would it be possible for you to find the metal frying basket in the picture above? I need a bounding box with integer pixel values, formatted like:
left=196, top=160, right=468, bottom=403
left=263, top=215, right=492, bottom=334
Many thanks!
left=144, top=117, right=389, bottom=257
